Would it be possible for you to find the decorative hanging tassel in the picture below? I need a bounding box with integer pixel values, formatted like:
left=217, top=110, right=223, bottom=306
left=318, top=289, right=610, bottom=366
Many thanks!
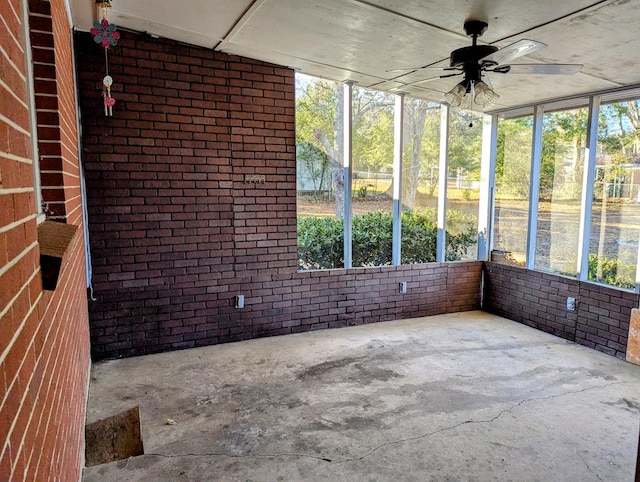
left=103, top=75, right=114, bottom=116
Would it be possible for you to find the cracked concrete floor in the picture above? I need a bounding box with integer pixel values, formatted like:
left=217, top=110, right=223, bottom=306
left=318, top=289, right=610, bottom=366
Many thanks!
left=83, top=311, right=640, bottom=481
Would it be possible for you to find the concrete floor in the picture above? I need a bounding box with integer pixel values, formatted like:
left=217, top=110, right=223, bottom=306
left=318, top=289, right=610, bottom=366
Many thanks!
left=83, top=311, right=640, bottom=481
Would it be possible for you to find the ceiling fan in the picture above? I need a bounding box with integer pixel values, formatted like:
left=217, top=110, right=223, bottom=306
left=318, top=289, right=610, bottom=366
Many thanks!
left=389, top=20, right=583, bottom=108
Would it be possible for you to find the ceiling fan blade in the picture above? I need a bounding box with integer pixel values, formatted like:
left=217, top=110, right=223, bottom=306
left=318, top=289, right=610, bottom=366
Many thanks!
left=390, top=72, right=463, bottom=91
left=503, top=64, right=583, bottom=75
left=480, top=39, right=546, bottom=66
left=483, top=72, right=495, bottom=90
left=414, top=72, right=463, bottom=84
left=386, top=66, right=456, bottom=74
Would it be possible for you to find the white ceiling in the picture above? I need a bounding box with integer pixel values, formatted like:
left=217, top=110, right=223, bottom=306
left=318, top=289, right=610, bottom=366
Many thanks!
left=71, top=0, right=640, bottom=112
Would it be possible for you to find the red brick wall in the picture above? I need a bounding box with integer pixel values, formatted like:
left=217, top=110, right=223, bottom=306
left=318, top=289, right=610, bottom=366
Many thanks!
left=75, top=30, right=482, bottom=360
left=0, top=0, right=90, bottom=480
left=484, top=262, right=639, bottom=359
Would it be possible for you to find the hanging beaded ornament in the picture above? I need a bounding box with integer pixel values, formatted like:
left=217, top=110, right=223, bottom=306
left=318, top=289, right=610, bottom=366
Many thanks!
left=91, top=1, right=120, bottom=116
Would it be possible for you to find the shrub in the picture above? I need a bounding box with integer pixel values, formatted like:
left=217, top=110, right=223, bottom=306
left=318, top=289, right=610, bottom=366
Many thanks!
left=297, top=209, right=477, bottom=270
left=297, top=216, right=344, bottom=270
left=353, top=210, right=393, bottom=267
left=587, top=253, right=636, bottom=289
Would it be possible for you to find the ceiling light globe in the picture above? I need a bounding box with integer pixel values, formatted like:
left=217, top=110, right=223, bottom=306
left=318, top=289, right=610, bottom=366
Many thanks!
left=444, top=83, right=466, bottom=107
left=474, top=81, right=499, bottom=107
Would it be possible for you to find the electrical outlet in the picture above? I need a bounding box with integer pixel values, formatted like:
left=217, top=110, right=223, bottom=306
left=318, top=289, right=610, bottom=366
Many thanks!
left=566, top=297, right=576, bottom=311
left=399, top=282, right=407, bottom=294
left=235, top=294, right=245, bottom=309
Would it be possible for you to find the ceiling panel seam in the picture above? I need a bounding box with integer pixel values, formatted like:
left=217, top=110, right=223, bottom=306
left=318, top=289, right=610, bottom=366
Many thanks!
left=348, top=0, right=469, bottom=42
left=489, top=0, right=611, bottom=45
left=222, top=42, right=390, bottom=85
left=215, top=0, right=267, bottom=51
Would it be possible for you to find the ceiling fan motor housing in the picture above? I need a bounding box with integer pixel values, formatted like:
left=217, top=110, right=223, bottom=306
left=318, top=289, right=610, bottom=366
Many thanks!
left=449, top=45, right=498, bottom=69
left=451, top=19, right=499, bottom=75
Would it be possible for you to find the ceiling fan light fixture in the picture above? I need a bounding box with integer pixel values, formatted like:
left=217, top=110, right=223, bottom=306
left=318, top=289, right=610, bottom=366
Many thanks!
left=444, top=82, right=466, bottom=107
left=399, top=21, right=581, bottom=110
left=473, top=80, right=499, bottom=107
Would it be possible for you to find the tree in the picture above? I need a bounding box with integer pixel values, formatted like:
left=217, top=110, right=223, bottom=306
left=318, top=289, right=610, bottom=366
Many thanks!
left=296, top=141, right=329, bottom=193
left=296, top=75, right=344, bottom=216
left=402, top=99, right=440, bottom=207
left=352, top=86, right=395, bottom=175
left=447, top=109, right=482, bottom=182
left=541, top=109, right=588, bottom=199
left=595, top=101, right=640, bottom=201
left=495, top=117, right=533, bottom=197
left=296, top=75, right=392, bottom=217
left=599, top=101, right=640, bottom=157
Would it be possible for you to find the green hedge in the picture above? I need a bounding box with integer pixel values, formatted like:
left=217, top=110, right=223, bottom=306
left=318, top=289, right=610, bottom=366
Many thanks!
left=587, top=253, right=636, bottom=289
left=297, top=209, right=477, bottom=270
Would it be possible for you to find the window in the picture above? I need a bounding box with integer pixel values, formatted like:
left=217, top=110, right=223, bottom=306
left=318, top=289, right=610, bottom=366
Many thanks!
left=296, top=73, right=640, bottom=290
left=493, top=94, right=640, bottom=291
left=296, top=73, right=482, bottom=271
left=535, top=107, right=588, bottom=276
left=296, top=74, right=344, bottom=270
left=351, top=86, right=394, bottom=267
left=493, top=115, right=533, bottom=265
left=446, top=109, right=481, bottom=261
left=401, top=99, right=441, bottom=264
left=588, top=100, right=640, bottom=288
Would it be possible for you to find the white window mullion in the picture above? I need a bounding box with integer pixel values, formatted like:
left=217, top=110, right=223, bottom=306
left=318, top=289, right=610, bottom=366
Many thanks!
left=478, top=113, right=498, bottom=260
left=343, top=81, right=353, bottom=269
left=526, top=105, right=544, bottom=270
left=577, top=95, right=600, bottom=280
left=436, top=105, right=449, bottom=263
left=392, top=93, right=404, bottom=266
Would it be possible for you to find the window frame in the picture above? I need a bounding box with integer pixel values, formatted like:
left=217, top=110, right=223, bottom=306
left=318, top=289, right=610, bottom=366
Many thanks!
left=294, top=73, right=640, bottom=293
left=21, top=0, right=44, bottom=223
left=489, top=87, right=640, bottom=293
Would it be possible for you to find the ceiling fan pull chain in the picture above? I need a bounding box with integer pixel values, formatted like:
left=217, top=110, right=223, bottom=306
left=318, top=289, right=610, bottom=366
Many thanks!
left=468, top=83, right=474, bottom=127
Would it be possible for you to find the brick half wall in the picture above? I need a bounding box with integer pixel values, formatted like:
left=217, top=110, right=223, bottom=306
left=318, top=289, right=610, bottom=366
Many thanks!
left=89, top=262, right=481, bottom=359
left=75, top=30, right=482, bottom=360
left=483, top=262, right=640, bottom=360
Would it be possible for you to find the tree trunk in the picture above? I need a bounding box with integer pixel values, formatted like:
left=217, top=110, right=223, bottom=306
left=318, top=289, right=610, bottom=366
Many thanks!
left=403, top=101, right=430, bottom=208
left=313, top=85, right=345, bottom=217
left=571, top=136, right=584, bottom=199
left=333, top=86, right=345, bottom=217
left=331, top=167, right=344, bottom=217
